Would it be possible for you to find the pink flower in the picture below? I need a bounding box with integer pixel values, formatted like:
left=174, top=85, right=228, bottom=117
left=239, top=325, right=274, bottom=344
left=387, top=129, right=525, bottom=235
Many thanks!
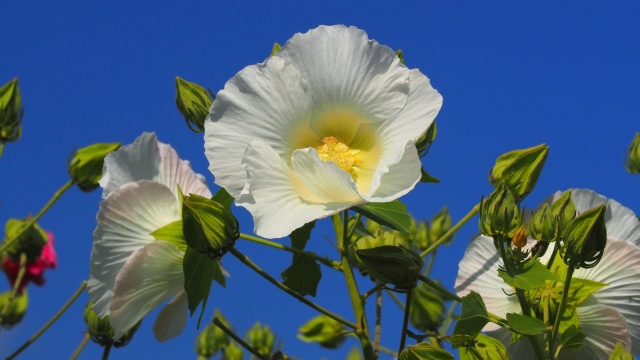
left=2, top=231, right=57, bottom=293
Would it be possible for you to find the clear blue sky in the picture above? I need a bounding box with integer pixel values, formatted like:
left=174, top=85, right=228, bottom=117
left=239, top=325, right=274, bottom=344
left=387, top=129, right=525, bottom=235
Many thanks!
left=2, top=1, right=640, bottom=359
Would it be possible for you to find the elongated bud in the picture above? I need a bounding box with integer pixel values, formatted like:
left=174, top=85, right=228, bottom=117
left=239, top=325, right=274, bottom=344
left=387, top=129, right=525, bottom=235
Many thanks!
left=3, top=218, right=48, bottom=261
left=489, top=144, right=548, bottom=201
left=68, top=142, right=120, bottom=192
left=0, top=78, right=23, bottom=147
left=561, top=205, right=607, bottom=269
left=429, top=206, right=452, bottom=244
left=84, top=301, right=141, bottom=347
left=529, top=204, right=559, bottom=242
left=626, top=133, right=640, bottom=174
left=416, top=122, right=437, bottom=159
left=512, top=223, right=528, bottom=248
left=550, top=191, right=576, bottom=232
left=479, top=182, right=522, bottom=238
left=247, top=322, right=277, bottom=357
left=195, top=310, right=231, bottom=357
left=0, top=289, right=28, bottom=328
left=356, top=245, right=423, bottom=291
left=175, top=76, right=214, bottom=133
left=298, top=314, right=346, bottom=348
left=182, top=194, right=239, bottom=258
left=409, top=283, right=445, bottom=331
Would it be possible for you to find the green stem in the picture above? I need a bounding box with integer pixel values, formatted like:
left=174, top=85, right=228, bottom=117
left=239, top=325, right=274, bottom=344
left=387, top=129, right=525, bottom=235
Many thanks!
left=333, top=211, right=374, bottom=359
left=238, top=233, right=342, bottom=270
left=546, top=243, right=559, bottom=270
left=7, top=280, right=87, bottom=360
left=0, top=180, right=74, bottom=256
left=374, top=289, right=382, bottom=359
left=101, top=343, right=112, bottom=360
left=378, top=345, right=397, bottom=357
left=549, top=266, right=575, bottom=360
left=420, top=203, right=480, bottom=258
left=397, top=290, right=413, bottom=354
left=213, top=317, right=267, bottom=359
left=1, top=252, right=27, bottom=317
left=227, top=247, right=357, bottom=330
left=69, top=333, right=91, bottom=360
left=424, top=249, right=437, bottom=277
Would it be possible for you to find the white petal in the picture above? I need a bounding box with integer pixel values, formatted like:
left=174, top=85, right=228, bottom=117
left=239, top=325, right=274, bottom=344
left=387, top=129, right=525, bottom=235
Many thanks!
left=455, top=235, right=521, bottom=332
left=365, top=145, right=421, bottom=201
left=109, top=241, right=184, bottom=339
left=574, top=304, right=631, bottom=359
left=88, top=181, right=180, bottom=317
left=367, top=69, right=442, bottom=195
left=290, top=147, right=362, bottom=203
left=277, top=25, right=410, bottom=123
left=237, top=141, right=357, bottom=239
left=157, top=142, right=212, bottom=198
left=573, top=239, right=640, bottom=354
left=205, top=56, right=313, bottom=198
left=153, top=290, right=188, bottom=342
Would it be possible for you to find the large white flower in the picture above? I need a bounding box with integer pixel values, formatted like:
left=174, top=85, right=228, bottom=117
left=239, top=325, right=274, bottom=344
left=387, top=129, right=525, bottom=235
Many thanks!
left=455, top=189, right=640, bottom=359
left=88, top=132, right=211, bottom=342
left=204, top=25, right=442, bottom=239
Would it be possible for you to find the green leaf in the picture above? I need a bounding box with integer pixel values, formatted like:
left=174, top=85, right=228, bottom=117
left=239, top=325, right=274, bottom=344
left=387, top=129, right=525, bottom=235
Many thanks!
left=399, top=342, right=454, bottom=360
left=459, top=333, right=511, bottom=360
left=560, top=325, right=585, bottom=351
left=420, top=167, right=440, bottom=183
left=440, top=334, right=477, bottom=349
left=498, top=260, right=559, bottom=291
left=609, top=342, right=634, bottom=360
left=506, top=313, right=549, bottom=335
left=150, top=220, right=187, bottom=251
left=290, top=221, right=315, bottom=256
left=212, top=188, right=234, bottom=209
left=183, top=247, right=217, bottom=327
left=281, top=255, right=321, bottom=297
left=565, top=277, right=608, bottom=305
left=453, top=292, right=490, bottom=338
left=353, top=200, right=412, bottom=234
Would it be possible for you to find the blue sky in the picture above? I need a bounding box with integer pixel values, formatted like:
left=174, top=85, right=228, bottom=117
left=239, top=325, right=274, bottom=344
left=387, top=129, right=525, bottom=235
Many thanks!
left=1, top=1, right=640, bottom=359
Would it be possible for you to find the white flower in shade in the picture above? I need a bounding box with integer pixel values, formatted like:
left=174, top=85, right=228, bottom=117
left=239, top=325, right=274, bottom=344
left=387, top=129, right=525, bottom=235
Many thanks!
left=455, top=189, right=640, bottom=359
left=88, top=132, right=211, bottom=342
left=204, top=25, right=442, bottom=239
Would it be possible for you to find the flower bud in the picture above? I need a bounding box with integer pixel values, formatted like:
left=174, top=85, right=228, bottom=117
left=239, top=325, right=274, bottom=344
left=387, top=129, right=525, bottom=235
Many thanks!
left=298, top=314, right=346, bottom=349
left=429, top=206, right=452, bottom=244
left=415, top=122, right=437, bottom=158
left=409, top=283, right=445, bottom=331
left=175, top=76, right=214, bottom=133
left=479, top=182, right=522, bottom=238
left=561, top=205, right=607, bottom=269
left=271, top=42, right=282, bottom=56
left=68, top=142, right=121, bottom=192
left=84, top=301, right=141, bottom=347
left=246, top=322, right=276, bottom=357
left=512, top=223, right=528, bottom=248
left=182, top=194, right=239, bottom=259
left=550, top=191, right=576, bottom=232
left=626, top=133, right=640, bottom=174
left=356, top=245, right=423, bottom=291
left=488, top=144, right=548, bottom=201
left=529, top=204, right=559, bottom=242
left=222, top=342, right=244, bottom=360
left=0, top=289, right=28, bottom=328
left=0, top=78, right=23, bottom=148
left=3, top=218, right=48, bottom=261
left=411, top=220, right=430, bottom=250
left=195, top=310, right=231, bottom=357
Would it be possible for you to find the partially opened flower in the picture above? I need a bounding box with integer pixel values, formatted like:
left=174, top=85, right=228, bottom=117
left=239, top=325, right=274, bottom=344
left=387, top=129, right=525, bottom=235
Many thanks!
left=455, top=189, right=640, bottom=359
left=88, top=132, right=211, bottom=342
left=205, top=25, right=442, bottom=239
left=2, top=231, right=57, bottom=293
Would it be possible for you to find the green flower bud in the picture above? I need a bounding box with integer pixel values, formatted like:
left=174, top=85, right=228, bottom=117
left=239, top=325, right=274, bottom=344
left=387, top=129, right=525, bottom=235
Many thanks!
left=356, top=245, right=423, bottom=291
left=297, top=314, right=346, bottom=349
left=175, top=76, right=214, bottom=133
left=68, top=142, right=121, bottom=192
left=246, top=322, right=276, bottom=357
left=222, top=342, right=244, bottom=360
left=415, top=122, right=437, bottom=158
left=489, top=144, right=548, bottom=201
left=479, top=182, right=522, bottom=238
left=550, top=191, right=576, bottom=232
left=182, top=194, right=239, bottom=259
left=409, top=283, right=445, bottom=332
left=396, top=49, right=405, bottom=64
left=561, top=205, right=607, bottom=269
left=0, top=78, right=24, bottom=147
left=529, top=204, right=560, bottom=242
left=411, top=220, right=431, bottom=250
left=350, top=219, right=409, bottom=271
left=0, top=289, right=28, bottom=328
left=3, top=218, right=48, bottom=261
left=270, top=42, right=282, bottom=56
left=429, top=206, right=452, bottom=244
left=626, top=133, right=640, bottom=174
left=83, top=301, right=141, bottom=347
left=195, top=310, right=231, bottom=357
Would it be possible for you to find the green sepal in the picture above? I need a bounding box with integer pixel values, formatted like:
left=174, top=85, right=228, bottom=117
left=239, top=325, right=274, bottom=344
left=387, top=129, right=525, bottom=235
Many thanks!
left=458, top=333, right=511, bottom=360
left=4, top=218, right=48, bottom=260
left=498, top=260, right=559, bottom=291
left=505, top=313, right=549, bottom=335
left=609, top=342, right=634, bottom=360
left=211, top=188, right=234, bottom=209
left=399, top=342, right=454, bottom=360
left=271, top=42, right=282, bottom=56
left=420, top=167, right=440, bottom=183
left=150, top=220, right=187, bottom=252
left=182, top=193, right=238, bottom=257
left=175, top=76, right=214, bottom=133
left=441, top=334, right=476, bottom=349
left=183, top=247, right=217, bottom=327
left=559, top=325, right=585, bottom=351
left=353, top=200, right=412, bottom=234
left=68, top=142, right=121, bottom=192
left=453, top=291, right=490, bottom=338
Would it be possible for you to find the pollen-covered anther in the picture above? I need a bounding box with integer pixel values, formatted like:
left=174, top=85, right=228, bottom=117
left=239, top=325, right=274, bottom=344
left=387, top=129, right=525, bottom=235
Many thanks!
left=317, top=136, right=360, bottom=172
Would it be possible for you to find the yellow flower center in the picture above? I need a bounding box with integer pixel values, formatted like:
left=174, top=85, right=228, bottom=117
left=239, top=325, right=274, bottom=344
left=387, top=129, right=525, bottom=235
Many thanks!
left=317, top=136, right=360, bottom=172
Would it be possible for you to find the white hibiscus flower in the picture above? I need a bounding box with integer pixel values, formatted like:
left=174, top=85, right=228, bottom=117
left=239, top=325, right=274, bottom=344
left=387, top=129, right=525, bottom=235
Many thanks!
left=88, top=132, right=212, bottom=342
left=455, top=189, right=640, bottom=359
left=204, top=25, right=442, bottom=239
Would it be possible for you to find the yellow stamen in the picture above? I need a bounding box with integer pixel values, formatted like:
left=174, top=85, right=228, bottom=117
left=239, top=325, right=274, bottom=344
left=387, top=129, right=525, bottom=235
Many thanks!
left=317, top=136, right=360, bottom=173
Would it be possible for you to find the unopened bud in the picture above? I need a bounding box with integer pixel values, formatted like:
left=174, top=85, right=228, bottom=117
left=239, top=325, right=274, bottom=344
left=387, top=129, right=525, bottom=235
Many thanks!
left=3, top=218, right=48, bottom=261
left=247, top=322, right=276, bottom=357
left=195, top=310, right=231, bottom=357
left=222, top=342, right=244, bottom=360
left=550, top=191, right=576, bottom=232
left=415, top=122, right=437, bottom=158
left=298, top=314, right=346, bottom=349
left=561, top=205, right=607, bottom=269
left=396, top=49, right=405, bottom=64
left=271, top=43, right=282, bottom=56
left=512, top=223, right=528, bottom=248
left=429, top=207, right=452, bottom=244
left=84, top=301, right=141, bottom=347
left=68, top=142, right=121, bottom=192
left=0, top=78, right=23, bottom=148
left=175, top=76, right=214, bottom=133
left=479, top=182, right=522, bottom=238
left=182, top=194, right=239, bottom=259
left=626, top=133, right=640, bottom=174
left=529, top=204, right=559, bottom=242
left=489, top=144, right=548, bottom=201
left=356, top=245, right=423, bottom=291
left=0, top=289, right=28, bottom=328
